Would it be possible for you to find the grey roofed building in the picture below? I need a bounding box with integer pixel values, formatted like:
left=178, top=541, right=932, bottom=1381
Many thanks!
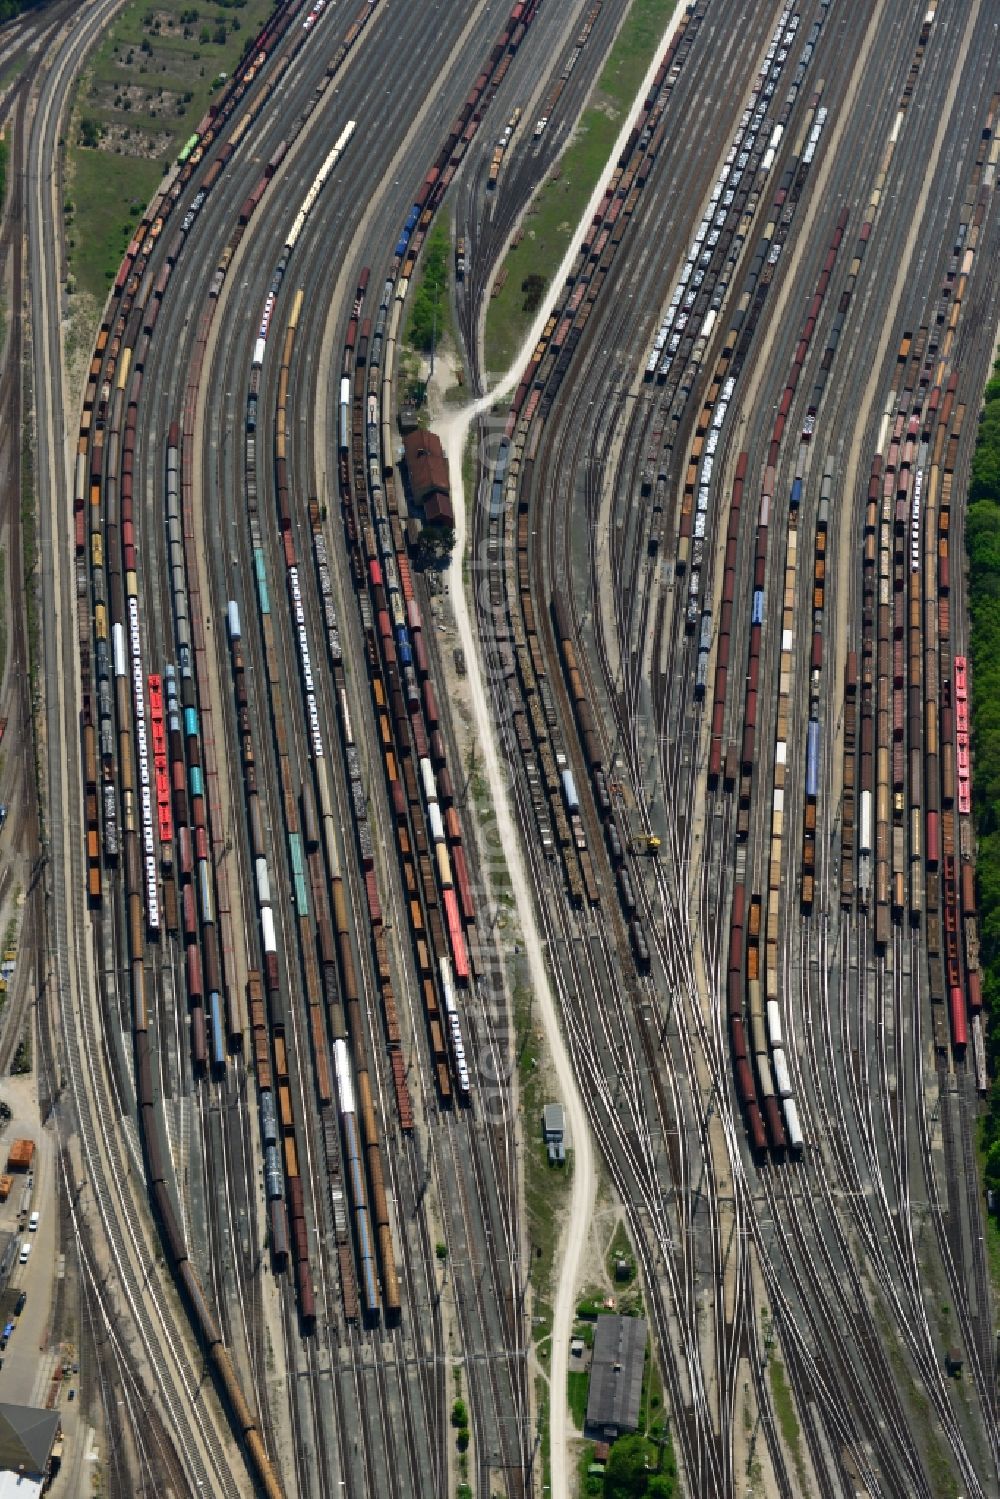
left=542, top=1103, right=565, bottom=1142
left=0, top=1403, right=61, bottom=1480
left=585, top=1314, right=647, bottom=1437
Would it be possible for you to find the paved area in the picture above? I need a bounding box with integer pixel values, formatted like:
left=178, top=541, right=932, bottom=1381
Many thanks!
left=0, top=1063, right=88, bottom=1489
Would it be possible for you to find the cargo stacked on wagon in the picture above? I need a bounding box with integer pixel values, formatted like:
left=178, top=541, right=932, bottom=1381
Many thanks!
left=835, top=93, right=998, bottom=1070
left=70, top=5, right=334, bottom=1489
left=262, top=274, right=404, bottom=1322
left=496, top=7, right=839, bottom=1003
left=712, top=206, right=851, bottom=1154
left=72, top=1, right=390, bottom=1482
left=482, top=13, right=720, bottom=949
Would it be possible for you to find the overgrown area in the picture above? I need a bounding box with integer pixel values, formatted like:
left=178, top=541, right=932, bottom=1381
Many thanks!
left=578, top=1431, right=677, bottom=1498
left=484, top=0, right=676, bottom=374
left=970, top=350, right=1000, bottom=1206
left=405, top=214, right=452, bottom=354
left=67, top=0, right=278, bottom=303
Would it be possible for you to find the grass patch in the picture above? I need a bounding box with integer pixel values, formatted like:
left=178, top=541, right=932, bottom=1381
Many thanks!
left=535, top=1372, right=550, bottom=1491
left=761, top=1310, right=806, bottom=1489
left=874, top=1294, right=962, bottom=1497
left=66, top=148, right=162, bottom=303
left=67, top=0, right=278, bottom=305
left=768, top=1358, right=806, bottom=1489
left=467, top=752, right=512, bottom=900
left=568, top=1368, right=589, bottom=1429
left=462, top=429, right=478, bottom=515
left=0, top=548, right=6, bottom=683
left=484, top=0, right=677, bottom=375
left=639, top=1339, right=664, bottom=1437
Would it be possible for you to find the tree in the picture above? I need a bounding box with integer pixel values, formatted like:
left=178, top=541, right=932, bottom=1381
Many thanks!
left=646, top=1477, right=676, bottom=1498
left=416, top=525, right=455, bottom=564
left=602, top=1434, right=676, bottom=1499
left=603, top=1435, right=649, bottom=1498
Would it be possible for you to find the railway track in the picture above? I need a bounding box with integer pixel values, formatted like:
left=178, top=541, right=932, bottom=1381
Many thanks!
left=21, top=0, right=1000, bottom=1493
left=458, top=0, right=1000, bottom=1494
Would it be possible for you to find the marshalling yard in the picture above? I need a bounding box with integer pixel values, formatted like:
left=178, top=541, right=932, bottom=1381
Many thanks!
left=0, top=0, right=997, bottom=1495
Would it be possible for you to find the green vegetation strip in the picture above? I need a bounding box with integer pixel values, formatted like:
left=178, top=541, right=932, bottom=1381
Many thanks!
left=0, top=138, right=7, bottom=214
left=568, top=1368, right=590, bottom=1429
left=768, top=1357, right=806, bottom=1491
left=970, top=350, right=1000, bottom=1244
left=405, top=213, right=453, bottom=354
left=0, top=548, right=6, bottom=684
left=68, top=0, right=278, bottom=303
left=20, top=404, right=37, bottom=698
left=484, top=0, right=677, bottom=375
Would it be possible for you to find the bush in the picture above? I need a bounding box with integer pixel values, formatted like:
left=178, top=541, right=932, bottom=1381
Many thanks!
left=456, top=1427, right=470, bottom=1453
left=79, top=118, right=101, bottom=149
left=12, top=1034, right=30, bottom=1076
left=451, top=1399, right=468, bottom=1428
left=521, top=273, right=546, bottom=313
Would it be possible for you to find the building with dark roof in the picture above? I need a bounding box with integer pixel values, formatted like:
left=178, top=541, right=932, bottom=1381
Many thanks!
left=403, top=430, right=453, bottom=527
left=585, top=1314, right=647, bottom=1438
left=0, top=1403, right=61, bottom=1485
